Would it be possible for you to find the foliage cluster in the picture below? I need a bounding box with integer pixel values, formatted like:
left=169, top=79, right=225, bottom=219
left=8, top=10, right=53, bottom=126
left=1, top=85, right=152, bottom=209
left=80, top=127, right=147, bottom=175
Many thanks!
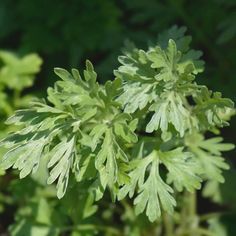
left=0, top=51, right=42, bottom=232
left=0, top=27, right=235, bottom=235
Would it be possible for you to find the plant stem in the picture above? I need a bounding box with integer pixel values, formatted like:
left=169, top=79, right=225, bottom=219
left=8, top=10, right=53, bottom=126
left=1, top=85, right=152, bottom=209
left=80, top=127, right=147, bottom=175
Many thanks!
left=200, top=211, right=233, bottom=222
left=177, top=191, right=198, bottom=235
left=13, top=90, right=20, bottom=108
left=162, top=212, right=173, bottom=236
left=189, top=191, right=196, bottom=218
left=193, top=228, right=215, bottom=236
left=60, top=224, right=121, bottom=235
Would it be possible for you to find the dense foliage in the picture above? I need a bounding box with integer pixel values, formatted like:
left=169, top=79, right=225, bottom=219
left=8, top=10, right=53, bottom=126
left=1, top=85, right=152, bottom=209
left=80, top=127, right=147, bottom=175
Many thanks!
left=0, top=27, right=235, bottom=235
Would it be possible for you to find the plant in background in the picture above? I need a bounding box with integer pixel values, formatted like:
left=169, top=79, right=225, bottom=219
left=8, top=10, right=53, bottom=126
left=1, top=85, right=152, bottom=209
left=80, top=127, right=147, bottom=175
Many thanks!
left=0, top=51, right=42, bottom=224
left=0, top=50, right=42, bottom=162
left=0, top=28, right=234, bottom=235
left=0, top=50, right=42, bottom=155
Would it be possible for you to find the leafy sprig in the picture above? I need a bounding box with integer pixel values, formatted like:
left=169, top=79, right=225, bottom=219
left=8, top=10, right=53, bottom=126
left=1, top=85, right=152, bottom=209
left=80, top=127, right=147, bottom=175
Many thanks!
left=0, top=29, right=234, bottom=223
left=0, top=61, right=137, bottom=199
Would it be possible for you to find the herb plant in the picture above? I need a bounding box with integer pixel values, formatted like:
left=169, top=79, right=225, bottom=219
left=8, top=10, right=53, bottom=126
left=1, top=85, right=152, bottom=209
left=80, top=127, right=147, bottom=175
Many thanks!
left=0, top=27, right=234, bottom=235
left=0, top=50, right=42, bottom=226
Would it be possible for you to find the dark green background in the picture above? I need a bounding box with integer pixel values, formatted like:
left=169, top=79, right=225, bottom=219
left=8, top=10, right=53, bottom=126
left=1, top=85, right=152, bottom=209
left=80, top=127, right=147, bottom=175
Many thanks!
left=0, top=0, right=235, bottom=97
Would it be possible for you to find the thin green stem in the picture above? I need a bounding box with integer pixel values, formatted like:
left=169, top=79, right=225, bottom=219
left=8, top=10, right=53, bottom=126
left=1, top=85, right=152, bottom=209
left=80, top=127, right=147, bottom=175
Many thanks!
left=13, top=90, right=20, bottom=108
left=162, top=212, right=174, bottom=236
left=192, top=228, right=215, bottom=236
left=177, top=191, right=198, bottom=235
left=60, top=224, right=121, bottom=235
left=189, top=191, right=196, bottom=218
left=200, top=211, right=233, bottom=222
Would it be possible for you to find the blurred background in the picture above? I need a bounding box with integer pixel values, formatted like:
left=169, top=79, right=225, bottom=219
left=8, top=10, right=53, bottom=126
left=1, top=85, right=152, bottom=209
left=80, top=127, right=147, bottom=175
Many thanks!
left=0, top=0, right=235, bottom=235
left=0, top=0, right=235, bottom=96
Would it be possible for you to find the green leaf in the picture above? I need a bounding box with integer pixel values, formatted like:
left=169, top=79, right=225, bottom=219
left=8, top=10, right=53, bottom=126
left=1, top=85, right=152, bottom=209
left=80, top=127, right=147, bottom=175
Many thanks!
left=157, top=25, right=191, bottom=52
left=147, top=39, right=181, bottom=82
left=119, top=150, right=176, bottom=222
left=47, top=136, right=76, bottom=199
left=146, top=91, right=195, bottom=136
left=0, top=51, right=42, bottom=91
left=194, top=87, right=234, bottom=129
left=160, top=147, right=202, bottom=192
left=95, top=128, right=129, bottom=192
left=1, top=138, right=45, bottom=178
left=185, top=133, right=234, bottom=183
